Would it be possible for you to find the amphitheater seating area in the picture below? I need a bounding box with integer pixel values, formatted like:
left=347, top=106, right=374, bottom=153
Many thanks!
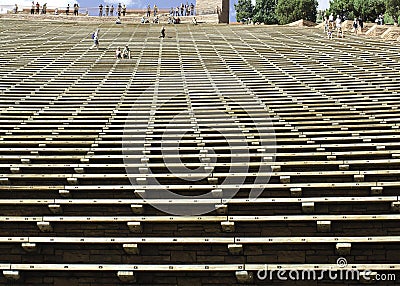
left=0, top=18, right=400, bottom=285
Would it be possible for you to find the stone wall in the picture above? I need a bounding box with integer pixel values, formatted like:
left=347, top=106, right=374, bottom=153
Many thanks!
left=196, top=0, right=229, bottom=23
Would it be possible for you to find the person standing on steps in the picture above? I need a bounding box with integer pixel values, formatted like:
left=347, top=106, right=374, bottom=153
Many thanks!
left=74, top=3, right=79, bottom=16
left=117, top=3, right=122, bottom=17
left=115, top=47, right=122, bottom=59
left=147, top=4, right=151, bottom=17
left=92, top=29, right=100, bottom=49
left=190, top=3, right=194, bottom=15
left=123, top=45, right=131, bottom=59
left=358, top=17, right=363, bottom=33
left=153, top=4, right=158, bottom=17
left=353, top=18, right=358, bottom=35
left=160, top=26, right=165, bottom=38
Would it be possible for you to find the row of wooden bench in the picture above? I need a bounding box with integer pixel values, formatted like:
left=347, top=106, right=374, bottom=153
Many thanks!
left=0, top=214, right=398, bottom=223
left=1, top=263, right=396, bottom=283
left=1, top=20, right=399, bottom=284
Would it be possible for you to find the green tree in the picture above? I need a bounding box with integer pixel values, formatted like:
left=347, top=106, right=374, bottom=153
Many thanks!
left=276, top=0, right=318, bottom=24
left=385, top=0, right=400, bottom=25
left=329, top=0, right=385, bottom=21
left=252, top=0, right=278, bottom=24
left=328, top=0, right=355, bottom=20
left=353, top=0, right=385, bottom=21
left=234, top=0, right=254, bottom=22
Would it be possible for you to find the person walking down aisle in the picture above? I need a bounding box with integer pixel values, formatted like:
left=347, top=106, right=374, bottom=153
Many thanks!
left=92, top=29, right=100, bottom=49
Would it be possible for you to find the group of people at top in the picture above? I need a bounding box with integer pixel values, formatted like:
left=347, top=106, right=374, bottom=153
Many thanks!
left=26, top=2, right=79, bottom=15
left=66, top=4, right=80, bottom=15
left=98, top=3, right=126, bottom=17
left=324, top=13, right=364, bottom=39
left=169, top=3, right=195, bottom=17
left=14, top=2, right=196, bottom=19
left=145, top=3, right=195, bottom=17
left=97, top=3, right=195, bottom=18
left=140, top=3, right=195, bottom=25
left=29, top=1, right=47, bottom=14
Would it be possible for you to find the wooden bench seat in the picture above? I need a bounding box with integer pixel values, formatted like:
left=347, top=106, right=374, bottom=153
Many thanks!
left=0, top=263, right=398, bottom=271
left=0, top=170, right=390, bottom=182
left=0, top=181, right=393, bottom=195
left=0, top=195, right=395, bottom=206
left=1, top=263, right=244, bottom=271
left=229, top=214, right=400, bottom=222
left=4, top=235, right=400, bottom=244
left=65, top=182, right=381, bottom=191
left=0, top=214, right=398, bottom=224
left=0, top=141, right=399, bottom=153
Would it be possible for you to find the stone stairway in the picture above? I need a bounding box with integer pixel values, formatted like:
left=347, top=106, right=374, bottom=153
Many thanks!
left=0, top=19, right=399, bottom=285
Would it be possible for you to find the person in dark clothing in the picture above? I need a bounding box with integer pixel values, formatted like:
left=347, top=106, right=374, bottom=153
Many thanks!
left=74, top=3, right=79, bottom=16
left=160, top=26, right=165, bottom=38
left=358, top=17, right=363, bottom=32
left=353, top=18, right=358, bottom=35
left=117, top=3, right=122, bottom=17
left=147, top=5, right=151, bottom=17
